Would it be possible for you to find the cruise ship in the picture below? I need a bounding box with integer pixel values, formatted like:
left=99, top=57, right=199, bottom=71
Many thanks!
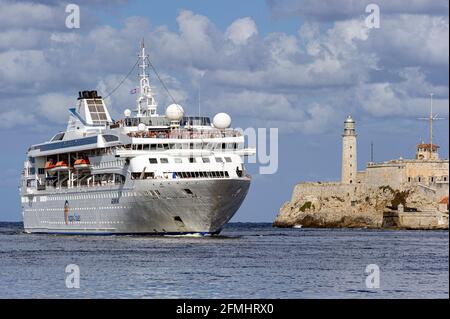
left=20, top=42, right=254, bottom=235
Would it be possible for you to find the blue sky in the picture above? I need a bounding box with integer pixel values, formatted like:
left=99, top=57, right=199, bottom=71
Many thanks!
left=0, top=0, right=448, bottom=222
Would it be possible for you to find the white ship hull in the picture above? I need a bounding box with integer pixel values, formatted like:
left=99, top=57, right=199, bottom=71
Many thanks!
left=22, top=178, right=250, bottom=235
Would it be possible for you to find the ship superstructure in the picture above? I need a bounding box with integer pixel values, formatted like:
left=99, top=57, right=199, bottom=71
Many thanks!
left=20, top=42, right=254, bottom=235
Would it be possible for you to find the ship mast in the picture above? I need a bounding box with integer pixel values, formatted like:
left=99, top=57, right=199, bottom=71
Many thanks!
left=136, top=39, right=158, bottom=117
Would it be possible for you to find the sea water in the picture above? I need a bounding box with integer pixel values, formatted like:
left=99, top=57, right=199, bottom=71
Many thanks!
left=0, top=222, right=448, bottom=298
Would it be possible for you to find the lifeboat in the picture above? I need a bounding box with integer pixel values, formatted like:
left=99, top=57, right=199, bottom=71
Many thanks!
left=50, top=161, right=69, bottom=172
left=74, top=158, right=90, bottom=170
left=44, top=161, right=56, bottom=170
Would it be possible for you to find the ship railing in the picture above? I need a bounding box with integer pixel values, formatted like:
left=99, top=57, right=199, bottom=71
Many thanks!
left=42, top=182, right=124, bottom=191
left=127, top=129, right=242, bottom=139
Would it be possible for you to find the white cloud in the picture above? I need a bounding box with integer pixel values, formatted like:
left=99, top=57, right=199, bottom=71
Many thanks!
left=0, top=109, right=36, bottom=129
left=0, top=0, right=63, bottom=29
left=37, top=92, right=74, bottom=123
left=0, top=50, right=55, bottom=89
left=362, top=14, right=449, bottom=67
left=267, top=0, right=449, bottom=21
left=0, top=1, right=447, bottom=137
left=226, top=17, right=258, bottom=45
left=355, top=68, right=449, bottom=118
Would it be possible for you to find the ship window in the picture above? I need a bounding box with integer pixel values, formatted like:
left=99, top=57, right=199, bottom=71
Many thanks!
left=160, top=158, right=169, bottom=164
left=103, top=135, right=119, bottom=142
left=224, top=157, right=232, bottom=163
left=50, top=132, right=65, bottom=141
left=174, top=158, right=182, bottom=163
left=131, top=173, right=140, bottom=179
left=143, top=144, right=149, bottom=150
left=215, top=157, right=223, bottom=163
left=189, top=157, right=196, bottom=163
left=224, top=171, right=229, bottom=177
left=149, top=158, right=158, bottom=164
left=202, top=157, right=210, bottom=163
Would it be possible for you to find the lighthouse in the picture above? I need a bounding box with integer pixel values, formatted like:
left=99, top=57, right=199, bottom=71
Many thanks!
left=341, top=115, right=357, bottom=184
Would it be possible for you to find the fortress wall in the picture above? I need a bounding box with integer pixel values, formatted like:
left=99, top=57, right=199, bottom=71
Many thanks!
left=356, top=171, right=367, bottom=183
left=276, top=180, right=448, bottom=229
left=404, top=161, right=449, bottom=183
left=365, top=164, right=405, bottom=188
left=291, top=182, right=355, bottom=202
left=275, top=115, right=449, bottom=229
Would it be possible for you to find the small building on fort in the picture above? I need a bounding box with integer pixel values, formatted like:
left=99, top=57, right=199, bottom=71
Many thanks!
left=274, top=115, right=449, bottom=229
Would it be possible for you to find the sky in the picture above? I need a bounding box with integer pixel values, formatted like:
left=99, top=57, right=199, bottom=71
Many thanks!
left=0, top=0, right=448, bottom=222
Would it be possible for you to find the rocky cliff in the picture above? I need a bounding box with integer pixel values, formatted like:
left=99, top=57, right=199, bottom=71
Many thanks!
left=273, top=182, right=443, bottom=228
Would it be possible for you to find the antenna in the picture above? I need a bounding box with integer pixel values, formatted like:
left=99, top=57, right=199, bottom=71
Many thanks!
left=198, top=86, right=201, bottom=118
left=136, top=39, right=158, bottom=117
left=370, top=141, right=374, bottom=163
left=418, top=93, right=444, bottom=158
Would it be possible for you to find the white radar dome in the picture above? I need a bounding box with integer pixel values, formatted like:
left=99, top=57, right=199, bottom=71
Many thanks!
left=165, top=104, right=184, bottom=121
left=124, top=109, right=132, bottom=117
left=137, top=123, right=146, bottom=131
left=213, top=112, right=231, bottom=129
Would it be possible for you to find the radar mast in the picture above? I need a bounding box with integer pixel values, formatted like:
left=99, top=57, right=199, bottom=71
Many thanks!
left=136, top=39, right=158, bottom=117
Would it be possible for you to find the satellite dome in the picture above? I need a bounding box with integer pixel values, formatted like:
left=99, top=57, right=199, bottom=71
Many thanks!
left=124, top=109, right=131, bottom=117
left=165, top=104, right=184, bottom=121
left=213, top=113, right=231, bottom=129
left=137, top=123, right=146, bottom=131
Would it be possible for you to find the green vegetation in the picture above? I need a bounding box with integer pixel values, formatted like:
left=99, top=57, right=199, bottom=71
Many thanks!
left=379, top=185, right=411, bottom=209
left=299, top=201, right=314, bottom=212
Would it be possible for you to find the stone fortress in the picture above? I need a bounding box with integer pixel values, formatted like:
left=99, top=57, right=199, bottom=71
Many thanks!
left=274, top=115, right=449, bottom=229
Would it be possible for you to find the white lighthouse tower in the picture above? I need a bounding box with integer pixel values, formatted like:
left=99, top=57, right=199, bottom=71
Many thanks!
left=341, top=115, right=357, bottom=184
